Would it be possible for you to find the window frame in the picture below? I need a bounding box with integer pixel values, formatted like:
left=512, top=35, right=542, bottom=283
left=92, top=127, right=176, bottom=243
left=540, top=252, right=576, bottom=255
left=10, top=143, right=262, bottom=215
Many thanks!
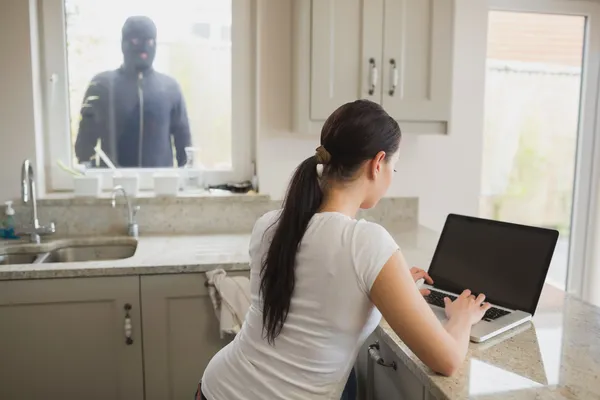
left=487, top=0, right=600, bottom=300
left=37, top=0, right=256, bottom=192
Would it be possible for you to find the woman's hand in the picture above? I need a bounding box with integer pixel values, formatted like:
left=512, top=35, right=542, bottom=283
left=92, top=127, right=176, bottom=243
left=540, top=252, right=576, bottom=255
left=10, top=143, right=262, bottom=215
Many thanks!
left=371, top=253, right=473, bottom=376
left=410, top=267, right=433, bottom=296
left=443, top=289, right=491, bottom=325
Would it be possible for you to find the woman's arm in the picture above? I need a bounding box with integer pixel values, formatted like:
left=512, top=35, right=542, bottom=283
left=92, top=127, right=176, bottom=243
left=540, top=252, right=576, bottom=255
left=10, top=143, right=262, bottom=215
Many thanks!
left=370, top=251, right=489, bottom=376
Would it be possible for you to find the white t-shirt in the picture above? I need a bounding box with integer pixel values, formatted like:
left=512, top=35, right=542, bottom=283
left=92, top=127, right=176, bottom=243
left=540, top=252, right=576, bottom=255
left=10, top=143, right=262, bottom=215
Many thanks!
left=202, top=210, right=399, bottom=399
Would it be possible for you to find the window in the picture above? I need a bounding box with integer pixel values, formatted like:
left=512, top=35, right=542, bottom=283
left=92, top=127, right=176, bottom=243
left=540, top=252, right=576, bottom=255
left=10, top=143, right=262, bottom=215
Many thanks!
left=39, top=0, right=255, bottom=191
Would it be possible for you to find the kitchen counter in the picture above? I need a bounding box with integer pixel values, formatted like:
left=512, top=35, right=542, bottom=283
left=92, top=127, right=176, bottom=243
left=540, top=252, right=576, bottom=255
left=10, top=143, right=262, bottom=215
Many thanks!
left=0, top=235, right=253, bottom=280
left=379, top=228, right=600, bottom=400
left=3, top=226, right=598, bottom=399
left=377, top=285, right=600, bottom=400
left=0, top=224, right=437, bottom=281
left=377, top=285, right=600, bottom=399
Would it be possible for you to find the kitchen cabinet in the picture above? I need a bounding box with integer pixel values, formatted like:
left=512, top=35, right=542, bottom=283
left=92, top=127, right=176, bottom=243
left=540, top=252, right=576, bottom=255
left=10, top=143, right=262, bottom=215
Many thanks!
left=140, top=272, right=250, bottom=400
left=0, top=277, right=144, bottom=400
left=0, top=271, right=250, bottom=400
left=305, top=0, right=383, bottom=120
left=356, top=332, right=431, bottom=400
left=293, top=0, right=454, bottom=135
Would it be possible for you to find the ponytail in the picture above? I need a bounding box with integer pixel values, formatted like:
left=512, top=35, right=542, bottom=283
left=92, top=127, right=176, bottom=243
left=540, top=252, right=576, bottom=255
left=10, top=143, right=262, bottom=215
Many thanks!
left=259, top=99, right=401, bottom=345
left=260, top=156, right=323, bottom=344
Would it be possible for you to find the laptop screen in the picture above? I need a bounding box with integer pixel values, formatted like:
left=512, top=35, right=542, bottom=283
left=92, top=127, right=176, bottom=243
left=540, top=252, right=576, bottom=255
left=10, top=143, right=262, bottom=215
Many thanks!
left=428, top=214, right=559, bottom=315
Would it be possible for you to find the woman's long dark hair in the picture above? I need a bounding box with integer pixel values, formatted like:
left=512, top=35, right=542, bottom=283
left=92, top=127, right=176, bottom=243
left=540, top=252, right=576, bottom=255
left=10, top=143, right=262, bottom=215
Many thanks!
left=260, top=100, right=401, bottom=344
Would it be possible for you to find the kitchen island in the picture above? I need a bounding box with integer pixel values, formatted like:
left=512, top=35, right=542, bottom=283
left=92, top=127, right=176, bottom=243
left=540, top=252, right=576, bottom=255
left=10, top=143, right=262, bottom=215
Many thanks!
left=375, top=285, right=600, bottom=399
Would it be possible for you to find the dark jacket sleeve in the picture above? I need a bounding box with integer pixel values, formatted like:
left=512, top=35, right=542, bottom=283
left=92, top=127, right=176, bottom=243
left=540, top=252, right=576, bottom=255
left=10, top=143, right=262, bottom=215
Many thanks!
left=74, top=77, right=107, bottom=164
left=170, top=83, right=192, bottom=167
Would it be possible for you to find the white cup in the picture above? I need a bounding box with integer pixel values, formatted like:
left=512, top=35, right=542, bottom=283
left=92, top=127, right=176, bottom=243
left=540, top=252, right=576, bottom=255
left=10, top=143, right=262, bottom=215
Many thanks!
left=113, top=175, right=140, bottom=197
left=73, top=175, right=102, bottom=197
left=153, top=173, right=180, bottom=196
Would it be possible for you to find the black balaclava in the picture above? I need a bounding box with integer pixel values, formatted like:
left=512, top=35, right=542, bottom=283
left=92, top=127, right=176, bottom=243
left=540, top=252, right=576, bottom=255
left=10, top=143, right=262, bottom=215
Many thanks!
left=121, top=16, right=157, bottom=71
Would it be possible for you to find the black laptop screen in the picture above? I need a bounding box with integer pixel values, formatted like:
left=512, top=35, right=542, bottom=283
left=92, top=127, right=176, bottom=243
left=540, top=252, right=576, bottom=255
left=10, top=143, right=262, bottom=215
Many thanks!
left=428, top=214, right=559, bottom=315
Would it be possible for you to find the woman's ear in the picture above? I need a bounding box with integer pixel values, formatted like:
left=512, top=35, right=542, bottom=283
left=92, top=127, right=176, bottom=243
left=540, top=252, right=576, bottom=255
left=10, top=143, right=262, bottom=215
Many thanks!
left=370, top=151, right=387, bottom=179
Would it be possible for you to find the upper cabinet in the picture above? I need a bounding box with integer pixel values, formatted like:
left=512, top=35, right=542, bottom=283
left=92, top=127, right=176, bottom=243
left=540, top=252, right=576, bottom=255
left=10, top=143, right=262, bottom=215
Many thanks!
left=307, top=0, right=384, bottom=120
left=293, top=0, right=454, bottom=134
left=382, top=0, right=454, bottom=133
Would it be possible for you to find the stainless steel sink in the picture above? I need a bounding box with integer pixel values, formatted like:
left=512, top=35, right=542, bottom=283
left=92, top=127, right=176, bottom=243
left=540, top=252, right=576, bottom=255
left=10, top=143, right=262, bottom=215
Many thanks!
left=41, top=244, right=137, bottom=263
left=0, top=239, right=137, bottom=265
left=0, top=253, right=41, bottom=265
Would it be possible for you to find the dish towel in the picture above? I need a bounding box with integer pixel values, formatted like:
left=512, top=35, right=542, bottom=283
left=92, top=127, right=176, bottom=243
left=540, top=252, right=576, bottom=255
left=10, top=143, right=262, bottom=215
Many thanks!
left=205, top=269, right=251, bottom=338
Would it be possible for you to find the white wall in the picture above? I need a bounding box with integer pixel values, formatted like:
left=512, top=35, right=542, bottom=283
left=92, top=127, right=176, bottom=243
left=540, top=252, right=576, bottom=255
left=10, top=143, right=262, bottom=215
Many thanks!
left=0, top=0, right=42, bottom=202
left=0, top=0, right=488, bottom=232
left=256, top=0, right=489, bottom=231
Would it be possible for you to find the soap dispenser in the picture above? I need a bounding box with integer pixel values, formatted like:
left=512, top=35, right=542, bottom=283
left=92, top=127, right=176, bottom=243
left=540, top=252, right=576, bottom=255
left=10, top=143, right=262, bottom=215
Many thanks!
left=1, top=201, right=18, bottom=239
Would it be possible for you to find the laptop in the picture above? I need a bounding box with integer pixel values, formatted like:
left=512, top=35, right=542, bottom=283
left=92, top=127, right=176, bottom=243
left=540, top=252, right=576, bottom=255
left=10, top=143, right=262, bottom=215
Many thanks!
left=422, top=214, right=559, bottom=343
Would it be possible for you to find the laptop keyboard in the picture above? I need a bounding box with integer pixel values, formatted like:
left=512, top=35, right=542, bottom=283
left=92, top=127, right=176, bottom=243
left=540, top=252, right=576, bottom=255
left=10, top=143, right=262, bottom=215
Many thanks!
left=482, top=307, right=511, bottom=321
left=424, top=290, right=455, bottom=307
left=424, top=290, right=511, bottom=321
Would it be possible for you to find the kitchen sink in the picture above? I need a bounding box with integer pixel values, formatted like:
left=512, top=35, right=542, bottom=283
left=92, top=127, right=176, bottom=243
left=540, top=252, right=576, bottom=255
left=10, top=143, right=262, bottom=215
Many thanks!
left=40, top=244, right=137, bottom=263
left=0, top=253, right=41, bottom=265
left=0, top=239, right=138, bottom=265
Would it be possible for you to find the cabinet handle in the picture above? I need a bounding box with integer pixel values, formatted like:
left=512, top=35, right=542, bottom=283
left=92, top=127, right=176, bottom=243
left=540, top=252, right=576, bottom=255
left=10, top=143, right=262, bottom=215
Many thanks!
left=366, top=341, right=396, bottom=400
left=124, top=303, right=133, bottom=345
left=388, top=59, right=399, bottom=96
left=368, top=58, right=378, bottom=96
left=368, top=341, right=396, bottom=370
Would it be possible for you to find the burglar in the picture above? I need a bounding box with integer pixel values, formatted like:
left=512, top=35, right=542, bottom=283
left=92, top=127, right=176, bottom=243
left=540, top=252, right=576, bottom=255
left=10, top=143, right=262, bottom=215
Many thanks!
left=75, top=16, right=192, bottom=168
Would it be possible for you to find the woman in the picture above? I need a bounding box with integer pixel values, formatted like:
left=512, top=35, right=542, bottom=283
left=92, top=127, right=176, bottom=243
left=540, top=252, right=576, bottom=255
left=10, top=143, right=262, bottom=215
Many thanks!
left=199, top=100, right=490, bottom=399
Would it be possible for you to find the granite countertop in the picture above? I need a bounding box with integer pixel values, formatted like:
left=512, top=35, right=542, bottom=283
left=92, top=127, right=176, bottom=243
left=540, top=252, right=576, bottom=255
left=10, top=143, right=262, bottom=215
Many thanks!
left=378, top=286, right=600, bottom=400
left=2, top=226, right=598, bottom=399
left=0, top=235, right=253, bottom=280
left=0, top=224, right=437, bottom=281
left=381, top=228, right=600, bottom=400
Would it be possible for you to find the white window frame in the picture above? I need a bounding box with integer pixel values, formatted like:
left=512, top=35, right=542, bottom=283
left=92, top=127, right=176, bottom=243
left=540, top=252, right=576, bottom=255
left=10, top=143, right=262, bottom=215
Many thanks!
left=487, top=0, right=600, bottom=300
left=37, top=0, right=256, bottom=192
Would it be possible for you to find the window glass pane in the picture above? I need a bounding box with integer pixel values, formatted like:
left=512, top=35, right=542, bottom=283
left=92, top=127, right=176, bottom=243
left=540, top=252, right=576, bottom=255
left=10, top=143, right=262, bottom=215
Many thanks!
left=65, top=0, right=232, bottom=169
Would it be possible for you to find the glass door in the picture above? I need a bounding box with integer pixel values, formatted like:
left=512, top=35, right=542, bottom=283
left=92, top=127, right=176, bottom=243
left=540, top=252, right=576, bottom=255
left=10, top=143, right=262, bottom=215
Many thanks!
left=480, top=10, right=587, bottom=290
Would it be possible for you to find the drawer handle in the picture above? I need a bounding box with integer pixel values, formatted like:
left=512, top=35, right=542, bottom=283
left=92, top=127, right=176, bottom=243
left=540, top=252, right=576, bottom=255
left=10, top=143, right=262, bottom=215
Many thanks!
left=368, top=58, right=378, bottom=96
left=124, top=303, right=133, bottom=345
left=368, top=341, right=396, bottom=370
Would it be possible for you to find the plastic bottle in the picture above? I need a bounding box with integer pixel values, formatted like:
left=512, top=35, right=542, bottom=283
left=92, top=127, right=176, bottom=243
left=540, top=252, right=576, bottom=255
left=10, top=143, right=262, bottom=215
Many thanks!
left=184, top=147, right=205, bottom=191
left=1, top=201, right=18, bottom=239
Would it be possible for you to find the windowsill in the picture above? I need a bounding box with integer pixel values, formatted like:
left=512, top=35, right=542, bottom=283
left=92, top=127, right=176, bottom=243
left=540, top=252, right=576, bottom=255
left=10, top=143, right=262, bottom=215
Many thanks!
left=32, top=190, right=270, bottom=206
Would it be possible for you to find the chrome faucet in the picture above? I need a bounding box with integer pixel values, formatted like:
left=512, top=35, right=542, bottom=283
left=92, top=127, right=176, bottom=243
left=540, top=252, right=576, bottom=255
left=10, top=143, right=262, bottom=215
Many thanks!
left=111, top=186, right=139, bottom=238
left=21, top=159, right=55, bottom=244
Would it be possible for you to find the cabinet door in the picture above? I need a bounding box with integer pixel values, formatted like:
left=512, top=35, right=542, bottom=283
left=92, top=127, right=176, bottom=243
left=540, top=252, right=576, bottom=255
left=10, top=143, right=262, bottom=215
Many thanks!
left=357, top=332, right=426, bottom=400
left=309, top=0, right=384, bottom=120
left=382, top=0, right=454, bottom=134
left=374, top=336, right=426, bottom=399
left=356, top=332, right=377, bottom=399
left=0, top=277, right=144, bottom=400
left=141, top=271, right=249, bottom=400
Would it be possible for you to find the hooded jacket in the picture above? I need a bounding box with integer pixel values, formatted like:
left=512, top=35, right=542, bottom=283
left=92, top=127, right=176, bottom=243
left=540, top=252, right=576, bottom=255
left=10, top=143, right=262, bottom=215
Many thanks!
left=74, top=16, right=192, bottom=168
